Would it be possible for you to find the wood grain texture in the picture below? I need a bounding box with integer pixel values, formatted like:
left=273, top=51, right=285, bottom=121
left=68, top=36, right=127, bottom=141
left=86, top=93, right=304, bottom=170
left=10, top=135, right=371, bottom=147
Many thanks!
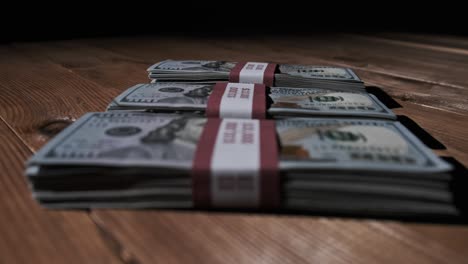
left=12, top=41, right=150, bottom=89
left=91, top=211, right=468, bottom=264
left=1, top=34, right=468, bottom=263
left=0, top=119, right=122, bottom=264
left=0, top=46, right=124, bottom=150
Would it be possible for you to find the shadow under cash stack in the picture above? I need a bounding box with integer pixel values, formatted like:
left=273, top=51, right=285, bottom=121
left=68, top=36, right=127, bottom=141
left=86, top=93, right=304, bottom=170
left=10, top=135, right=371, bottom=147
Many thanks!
left=107, top=82, right=395, bottom=120
left=25, top=112, right=456, bottom=219
left=147, top=60, right=365, bottom=91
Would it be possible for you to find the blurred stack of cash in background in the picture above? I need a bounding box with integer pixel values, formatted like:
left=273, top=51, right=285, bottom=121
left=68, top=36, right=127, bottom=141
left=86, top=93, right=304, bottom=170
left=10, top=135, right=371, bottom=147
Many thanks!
left=147, top=60, right=365, bottom=91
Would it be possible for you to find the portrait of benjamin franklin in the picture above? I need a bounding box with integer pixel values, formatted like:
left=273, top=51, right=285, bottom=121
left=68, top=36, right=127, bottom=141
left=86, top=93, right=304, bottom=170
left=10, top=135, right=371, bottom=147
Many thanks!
left=141, top=117, right=190, bottom=144
left=141, top=117, right=206, bottom=146
left=97, top=117, right=207, bottom=161
left=183, top=85, right=212, bottom=98
left=156, top=85, right=213, bottom=105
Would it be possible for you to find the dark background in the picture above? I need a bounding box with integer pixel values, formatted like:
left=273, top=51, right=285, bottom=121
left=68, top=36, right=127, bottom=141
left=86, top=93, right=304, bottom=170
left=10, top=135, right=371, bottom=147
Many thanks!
left=2, top=4, right=467, bottom=43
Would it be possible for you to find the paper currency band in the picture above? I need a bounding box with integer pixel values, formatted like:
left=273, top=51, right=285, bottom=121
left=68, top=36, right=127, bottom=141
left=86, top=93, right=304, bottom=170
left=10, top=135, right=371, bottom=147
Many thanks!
left=206, top=82, right=267, bottom=119
left=192, top=119, right=280, bottom=209
left=229, top=62, right=277, bottom=86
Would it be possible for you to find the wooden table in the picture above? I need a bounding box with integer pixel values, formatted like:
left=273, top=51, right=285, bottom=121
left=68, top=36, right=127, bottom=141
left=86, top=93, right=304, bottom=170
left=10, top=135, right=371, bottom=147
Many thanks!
left=1, top=33, right=468, bottom=264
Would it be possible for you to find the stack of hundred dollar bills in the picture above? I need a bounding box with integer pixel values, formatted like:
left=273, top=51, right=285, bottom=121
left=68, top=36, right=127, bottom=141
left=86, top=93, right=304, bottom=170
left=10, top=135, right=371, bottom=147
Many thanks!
left=107, top=83, right=395, bottom=119
left=25, top=112, right=456, bottom=218
left=147, top=60, right=365, bottom=91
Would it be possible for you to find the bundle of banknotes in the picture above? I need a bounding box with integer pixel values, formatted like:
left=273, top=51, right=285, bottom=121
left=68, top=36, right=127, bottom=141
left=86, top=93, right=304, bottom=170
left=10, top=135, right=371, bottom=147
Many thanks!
left=147, top=60, right=365, bottom=91
left=25, top=112, right=456, bottom=217
left=107, top=82, right=395, bottom=119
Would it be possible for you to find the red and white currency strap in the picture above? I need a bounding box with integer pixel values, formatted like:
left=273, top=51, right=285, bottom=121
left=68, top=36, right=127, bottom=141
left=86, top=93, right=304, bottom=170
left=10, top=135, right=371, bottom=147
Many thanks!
left=229, top=62, right=277, bottom=86
left=192, top=118, right=280, bottom=209
left=206, top=82, right=267, bottom=119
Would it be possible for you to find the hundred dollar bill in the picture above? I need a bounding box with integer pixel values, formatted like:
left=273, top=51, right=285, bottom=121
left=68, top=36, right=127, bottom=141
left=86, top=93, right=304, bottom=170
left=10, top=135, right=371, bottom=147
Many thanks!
left=147, top=60, right=365, bottom=91
left=28, top=112, right=450, bottom=173
left=107, top=83, right=396, bottom=119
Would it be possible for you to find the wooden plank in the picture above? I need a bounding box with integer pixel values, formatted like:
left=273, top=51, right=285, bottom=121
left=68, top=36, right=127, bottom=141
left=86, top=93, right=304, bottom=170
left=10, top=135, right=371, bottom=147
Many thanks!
left=4, top=38, right=468, bottom=264
left=78, top=36, right=468, bottom=114
left=91, top=210, right=468, bottom=264
left=0, top=119, right=122, bottom=264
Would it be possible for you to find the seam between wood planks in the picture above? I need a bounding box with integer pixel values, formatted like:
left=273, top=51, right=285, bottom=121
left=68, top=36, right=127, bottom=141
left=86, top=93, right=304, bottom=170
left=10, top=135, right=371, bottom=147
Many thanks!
left=90, top=213, right=144, bottom=264
left=0, top=111, right=35, bottom=154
